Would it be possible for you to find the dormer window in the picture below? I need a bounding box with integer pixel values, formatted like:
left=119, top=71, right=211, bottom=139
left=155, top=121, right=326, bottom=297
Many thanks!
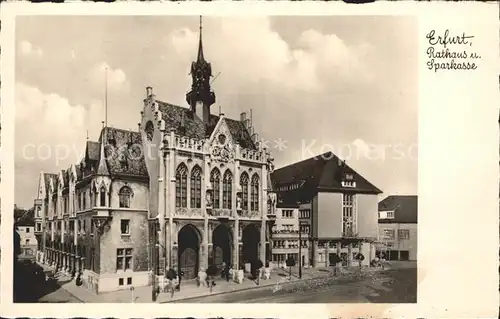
left=341, top=173, right=356, bottom=188
left=379, top=210, right=395, bottom=219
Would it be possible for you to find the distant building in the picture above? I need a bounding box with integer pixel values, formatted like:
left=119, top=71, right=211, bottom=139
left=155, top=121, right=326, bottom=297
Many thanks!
left=16, top=220, right=38, bottom=260
left=271, top=152, right=382, bottom=268
left=377, top=195, right=418, bottom=261
left=269, top=197, right=310, bottom=269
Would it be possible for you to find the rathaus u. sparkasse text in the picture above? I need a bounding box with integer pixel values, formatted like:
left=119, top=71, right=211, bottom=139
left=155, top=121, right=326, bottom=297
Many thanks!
left=32, top=19, right=381, bottom=294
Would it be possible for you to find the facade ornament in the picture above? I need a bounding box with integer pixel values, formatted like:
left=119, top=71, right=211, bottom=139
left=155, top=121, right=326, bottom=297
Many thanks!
left=92, top=216, right=112, bottom=235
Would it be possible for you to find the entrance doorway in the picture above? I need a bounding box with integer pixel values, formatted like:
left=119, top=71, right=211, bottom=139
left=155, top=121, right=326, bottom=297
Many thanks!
left=399, top=250, right=409, bottom=261
left=212, top=224, right=232, bottom=274
left=178, top=224, right=201, bottom=280
left=242, top=224, right=260, bottom=264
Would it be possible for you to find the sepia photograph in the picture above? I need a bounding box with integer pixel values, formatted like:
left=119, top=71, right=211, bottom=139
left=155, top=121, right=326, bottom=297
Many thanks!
left=12, top=13, right=421, bottom=306
left=11, top=14, right=420, bottom=304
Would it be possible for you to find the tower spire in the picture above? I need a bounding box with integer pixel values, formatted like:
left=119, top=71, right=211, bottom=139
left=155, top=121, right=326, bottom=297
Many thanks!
left=197, top=15, right=204, bottom=63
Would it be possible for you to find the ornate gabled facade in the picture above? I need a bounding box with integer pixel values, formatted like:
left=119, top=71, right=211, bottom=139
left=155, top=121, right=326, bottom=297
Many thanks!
left=34, top=17, right=276, bottom=294
left=140, top=17, right=275, bottom=282
left=35, top=127, right=150, bottom=293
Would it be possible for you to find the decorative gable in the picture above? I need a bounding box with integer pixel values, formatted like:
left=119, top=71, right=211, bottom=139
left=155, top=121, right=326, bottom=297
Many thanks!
left=208, top=117, right=236, bottom=163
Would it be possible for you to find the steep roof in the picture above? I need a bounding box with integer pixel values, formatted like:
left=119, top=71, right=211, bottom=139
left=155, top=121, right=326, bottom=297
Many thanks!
left=157, top=100, right=256, bottom=150
left=378, top=195, right=418, bottom=224
left=43, top=173, right=58, bottom=193
left=271, top=151, right=382, bottom=203
left=100, top=127, right=148, bottom=178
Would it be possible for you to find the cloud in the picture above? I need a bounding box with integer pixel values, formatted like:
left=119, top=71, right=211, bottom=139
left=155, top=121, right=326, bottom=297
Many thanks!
left=166, top=18, right=370, bottom=93
left=19, top=40, right=43, bottom=58
left=15, top=82, right=104, bottom=165
left=89, top=62, right=129, bottom=91
left=14, top=16, right=417, bottom=208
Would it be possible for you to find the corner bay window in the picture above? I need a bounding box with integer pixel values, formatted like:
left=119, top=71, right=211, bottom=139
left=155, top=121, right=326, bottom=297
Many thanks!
left=116, top=248, right=133, bottom=271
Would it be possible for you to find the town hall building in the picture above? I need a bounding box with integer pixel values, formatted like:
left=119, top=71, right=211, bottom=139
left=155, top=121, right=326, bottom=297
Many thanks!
left=33, top=18, right=275, bottom=293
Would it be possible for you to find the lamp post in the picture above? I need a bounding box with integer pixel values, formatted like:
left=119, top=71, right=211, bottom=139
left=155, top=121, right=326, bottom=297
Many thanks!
left=151, top=219, right=161, bottom=302
left=298, top=221, right=308, bottom=279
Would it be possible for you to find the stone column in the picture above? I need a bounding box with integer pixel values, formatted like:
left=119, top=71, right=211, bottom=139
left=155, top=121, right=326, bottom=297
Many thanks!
left=202, top=152, right=210, bottom=271
left=233, top=219, right=239, bottom=270
left=168, top=131, right=176, bottom=270
left=207, top=222, right=213, bottom=266
left=260, top=162, right=267, bottom=264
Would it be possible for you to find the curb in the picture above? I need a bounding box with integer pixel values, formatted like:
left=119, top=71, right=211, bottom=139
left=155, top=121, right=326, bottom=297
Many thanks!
left=159, top=274, right=330, bottom=303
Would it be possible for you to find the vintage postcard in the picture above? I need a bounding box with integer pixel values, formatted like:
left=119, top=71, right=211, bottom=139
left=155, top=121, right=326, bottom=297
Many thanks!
left=0, top=2, right=499, bottom=318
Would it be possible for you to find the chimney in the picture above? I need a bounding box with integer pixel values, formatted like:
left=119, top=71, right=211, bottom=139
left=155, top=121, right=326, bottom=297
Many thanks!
left=138, top=123, right=141, bottom=132
left=146, top=86, right=153, bottom=98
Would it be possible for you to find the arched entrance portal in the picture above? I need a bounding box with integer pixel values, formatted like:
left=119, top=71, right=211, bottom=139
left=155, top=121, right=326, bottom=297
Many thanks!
left=242, top=224, right=260, bottom=264
left=212, top=224, right=232, bottom=273
left=178, top=225, right=201, bottom=280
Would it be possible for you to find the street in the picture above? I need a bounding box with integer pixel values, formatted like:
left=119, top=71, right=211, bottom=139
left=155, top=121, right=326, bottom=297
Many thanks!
left=179, top=268, right=417, bottom=303
left=14, top=260, right=82, bottom=303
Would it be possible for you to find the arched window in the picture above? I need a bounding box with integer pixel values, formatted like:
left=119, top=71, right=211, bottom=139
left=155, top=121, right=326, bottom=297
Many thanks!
left=190, top=166, right=202, bottom=208
left=145, top=121, right=154, bottom=142
left=119, top=186, right=132, bottom=208
left=240, top=172, right=249, bottom=210
left=100, top=186, right=106, bottom=207
left=210, top=168, right=221, bottom=209
left=93, top=185, right=98, bottom=207
left=250, top=174, right=260, bottom=211
left=175, top=164, right=188, bottom=208
left=222, top=170, right=233, bottom=209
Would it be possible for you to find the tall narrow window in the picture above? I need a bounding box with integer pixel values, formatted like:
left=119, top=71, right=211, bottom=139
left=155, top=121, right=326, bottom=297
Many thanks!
left=100, top=186, right=106, bottom=207
left=250, top=174, right=259, bottom=211
left=342, top=194, right=355, bottom=236
left=175, top=164, right=188, bottom=208
left=190, top=166, right=202, bottom=208
left=119, top=186, right=132, bottom=208
left=82, top=191, right=86, bottom=210
left=78, top=192, right=81, bottom=211
left=93, top=186, right=98, bottom=207
left=210, top=168, right=221, bottom=209
left=240, top=172, right=249, bottom=210
left=222, top=170, right=233, bottom=209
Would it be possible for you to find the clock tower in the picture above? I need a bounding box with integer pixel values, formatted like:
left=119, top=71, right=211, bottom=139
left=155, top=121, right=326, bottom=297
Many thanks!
left=186, top=16, right=216, bottom=128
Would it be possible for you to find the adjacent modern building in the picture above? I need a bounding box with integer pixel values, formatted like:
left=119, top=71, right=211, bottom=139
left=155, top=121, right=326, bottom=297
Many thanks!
left=33, top=19, right=275, bottom=294
left=377, top=195, right=418, bottom=261
left=270, top=152, right=382, bottom=268
left=268, top=197, right=310, bottom=269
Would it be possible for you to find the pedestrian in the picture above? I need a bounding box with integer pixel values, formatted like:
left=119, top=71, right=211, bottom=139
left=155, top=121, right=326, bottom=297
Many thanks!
left=170, top=276, right=179, bottom=298
left=228, top=265, right=234, bottom=282
left=225, top=263, right=230, bottom=282
left=177, top=270, right=184, bottom=291
left=220, top=261, right=226, bottom=279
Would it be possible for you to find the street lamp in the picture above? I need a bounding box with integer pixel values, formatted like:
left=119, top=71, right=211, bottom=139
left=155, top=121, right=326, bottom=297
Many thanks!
left=151, top=219, right=161, bottom=302
left=298, top=221, right=308, bottom=279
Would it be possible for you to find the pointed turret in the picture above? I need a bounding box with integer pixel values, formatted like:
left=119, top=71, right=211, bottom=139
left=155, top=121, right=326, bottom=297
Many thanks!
left=186, top=16, right=216, bottom=127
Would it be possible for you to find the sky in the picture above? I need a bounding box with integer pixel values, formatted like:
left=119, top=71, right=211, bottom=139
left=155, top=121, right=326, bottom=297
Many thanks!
left=14, top=15, right=417, bottom=208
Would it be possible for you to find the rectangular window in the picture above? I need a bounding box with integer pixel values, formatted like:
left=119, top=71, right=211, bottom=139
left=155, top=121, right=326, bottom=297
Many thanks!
left=386, top=211, right=395, bottom=219
left=119, top=278, right=124, bottom=286
left=36, top=223, right=41, bottom=232
left=26, top=227, right=30, bottom=233
left=121, top=220, right=130, bottom=235
left=26, top=239, right=30, bottom=245
left=398, top=229, right=410, bottom=240
left=383, top=229, right=395, bottom=240
left=83, top=191, right=87, bottom=210
left=300, top=224, right=310, bottom=234
left=282, top=210, right=293, bottom=218
left=127, top=277, right=132, bottom=285
left=116, top=248, right=133, bottom=271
